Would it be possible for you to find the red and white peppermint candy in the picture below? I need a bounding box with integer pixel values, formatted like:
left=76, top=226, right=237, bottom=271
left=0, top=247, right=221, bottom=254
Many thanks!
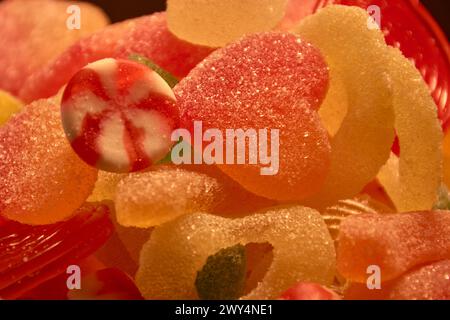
left=61, top=58, right=179, bottom=172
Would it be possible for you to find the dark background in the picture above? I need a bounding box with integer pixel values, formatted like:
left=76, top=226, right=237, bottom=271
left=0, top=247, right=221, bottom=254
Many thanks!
left=84, top=0, right=449, bottom=38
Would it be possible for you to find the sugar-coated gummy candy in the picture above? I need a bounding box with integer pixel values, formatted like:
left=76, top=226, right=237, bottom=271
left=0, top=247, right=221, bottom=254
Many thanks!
left=443, top=132, right=450, bottom=188
left=0, top=90, right=22, bottom=126
left=0, top=97, right=98, bottom=225
left=136, top=206, right=336, bottom=299
left=88, top=171, right=126, bottom=202
left=294, top=6, right=396, bottom=207
left=115, top=166, right=223, bottom=227
left=175, top=32, right=331, bottom=201
left=280, top=282, right=341, bottom=300
left=167, top=0, right=288, bottom=47
left=182, top=164, right=277, bottom=217
left=0, top=0, right=108, bottom=96
left=276, top=0, right=318, bottom=31
left=388, top=260, right=450, bottom=300
left=61, top=58, right=179, bottom=173
left=20, top=13, right=214, bottom=103
left=377, top=47, right=442, bottom=212
left=337, top=211, right=450, bottom=283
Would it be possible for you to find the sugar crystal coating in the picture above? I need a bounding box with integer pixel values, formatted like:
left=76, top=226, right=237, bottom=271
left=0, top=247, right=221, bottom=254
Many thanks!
left=20, top=12, right=214, bottom=103
left=181, top=163, right=277, bottom=217
left=88, top=171, right=126, bottom=202
left=377, top=47, right=443, bottom=212
left=175, top=32, right=331, bottom=201
left=388, top=260, right=450, bottom=300
left=295, top=5, right=395, bottom=207
left=136, top=206, right=336, bottom=299
left=0, top=0, right=108, bottom=96
left=61, top=58, right=179, bottom=173
left=167, top=0, right=288, bottom=47
left=115, top=166, right=223, bottom=227
left=337, top=211, right=450, bottom=283
left=0, top=97, right=98, bottom=225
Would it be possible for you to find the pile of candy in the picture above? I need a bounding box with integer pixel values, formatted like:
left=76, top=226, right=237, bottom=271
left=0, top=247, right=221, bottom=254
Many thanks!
left=0, top=0, right=449, bottom=300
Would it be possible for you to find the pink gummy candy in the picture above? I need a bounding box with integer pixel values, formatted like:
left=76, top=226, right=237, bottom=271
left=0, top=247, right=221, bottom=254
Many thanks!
left=61, top=58, right=179, bottom=173
left=388, top=260, right=450, bottom=300
left=175, top=32, right=330, bottom=201
left=0, top=0, right=108, bottom=96
left=280, top=282, right=341, bottom=300
left=337, top=211, right=450, bottom=283
left=19, top=12, right=214, bottom=103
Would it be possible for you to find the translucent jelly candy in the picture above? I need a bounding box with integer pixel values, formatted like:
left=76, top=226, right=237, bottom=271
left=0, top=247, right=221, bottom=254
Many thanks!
left=0, top=0, right=108, bottom=96
left=388, top=260, right=450, bottom=300
left=136, top=206, right=336, bottom=300
left=337, top=211, right=450, bottom=283
left=377, top=47, right=442, bottom=212
left=0, top=97, right=98, bottom=225
left=61, top=58, right=179, bottom=173
left=175, top=32, right=331, bottom=201
left=115, top=166, right=223, bottom=227
left=20, top=13, right=214, bottom=103
left=294, top=6, right=395, bottom=206
left=167, top=0, right=288, bottom=47
left=0, top=90, right=22, bottom=126
left=0, top=203, right=113, bottom=299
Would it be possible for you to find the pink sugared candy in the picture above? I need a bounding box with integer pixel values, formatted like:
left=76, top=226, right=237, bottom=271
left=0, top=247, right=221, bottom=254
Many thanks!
left=20, top=12, right=214, bottom=103
left=280, top=282, right=341, bottom=300
left=388, top=260, right=450, bottom=300
left=337, top=211, right=450, bottom=283
left=0, top=0, right=108, bottom=96
left=61, top=58, right=179, bottom=173
left=175, top=32, right=330, bottom=201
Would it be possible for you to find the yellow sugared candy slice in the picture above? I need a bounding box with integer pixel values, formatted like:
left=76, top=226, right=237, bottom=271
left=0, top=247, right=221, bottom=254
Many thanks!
left=443, top=131, right=450, bottom=188
left=0, top=90, right=22, bottom=126
left=115, top=166, right=223, bottom=228
left=377, top=48, right=442, bottom=212
left=294, top=5, right=395, bottom=206
left=167, top=0, right=288, bottom=47
left=88, top=171, right=126, bottom=202
left=136, top=206, right=336, bottom=300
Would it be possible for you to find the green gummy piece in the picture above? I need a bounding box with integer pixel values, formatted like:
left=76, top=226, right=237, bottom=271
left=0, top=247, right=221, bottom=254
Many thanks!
left=195, top=244, right=247, bottom=300
left=129, top=54, right=179, bottom=88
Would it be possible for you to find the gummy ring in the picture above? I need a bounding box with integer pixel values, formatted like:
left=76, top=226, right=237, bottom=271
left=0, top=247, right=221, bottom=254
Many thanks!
left=136, top=205, right=335, bottom=299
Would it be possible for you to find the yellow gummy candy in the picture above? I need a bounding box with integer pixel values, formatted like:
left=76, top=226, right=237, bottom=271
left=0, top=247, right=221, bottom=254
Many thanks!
left=377, top=47, right=442, bottom=212
left=88, top=171, right=126, bottom=202
left=294, top=5, right=395, bottom=207
left=167, top=0, right=288, bottom=47
left=115, top=166, right=223, bottom=228
left=0, top=90, right=22, bottom=126
left=136, top=205, right=336, bottom=299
